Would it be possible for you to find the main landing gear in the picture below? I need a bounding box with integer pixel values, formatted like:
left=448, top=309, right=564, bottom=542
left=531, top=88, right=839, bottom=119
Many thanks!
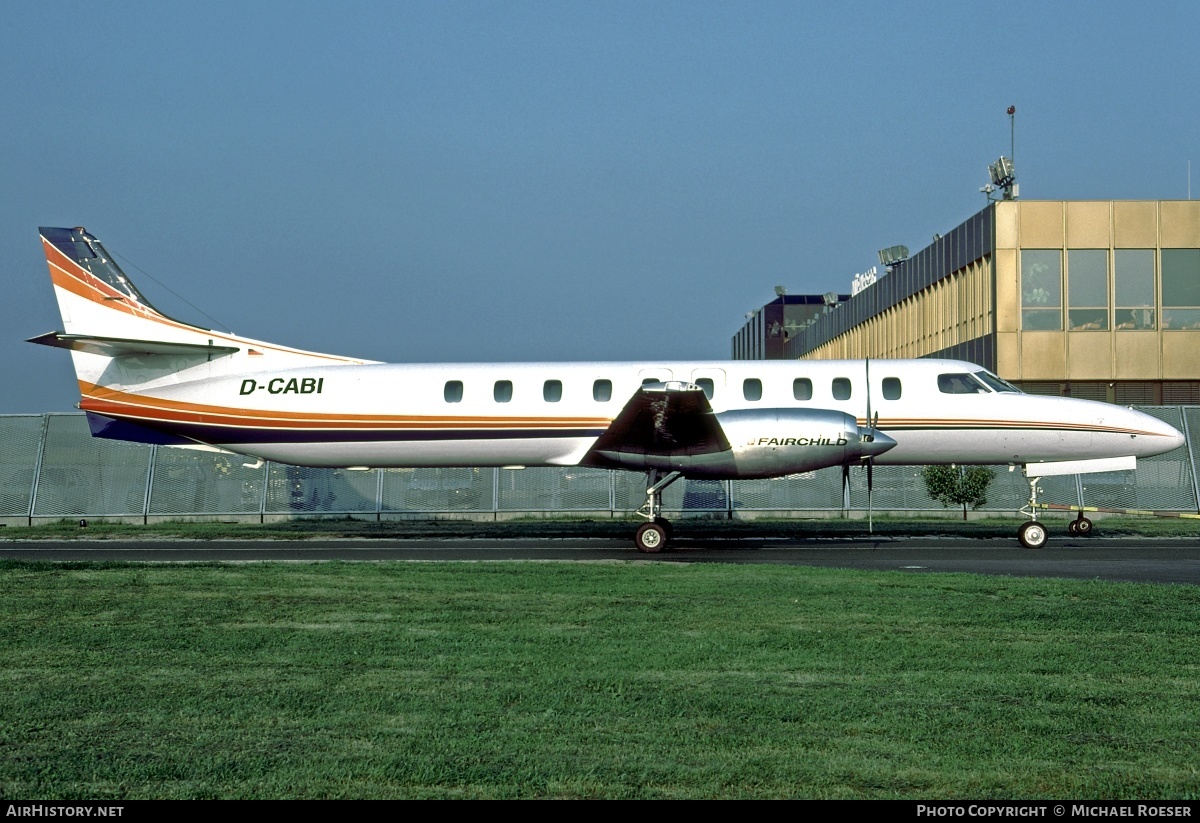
left=1017, top=475, right=1095, bottom=548
left=1067, top=512, right=1094, bottom=535
left=634, top=470, right=682, bottom=552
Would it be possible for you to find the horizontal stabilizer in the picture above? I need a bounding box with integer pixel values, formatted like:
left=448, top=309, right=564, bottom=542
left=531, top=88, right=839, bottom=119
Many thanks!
left=27, top=331, right=239, bottom=358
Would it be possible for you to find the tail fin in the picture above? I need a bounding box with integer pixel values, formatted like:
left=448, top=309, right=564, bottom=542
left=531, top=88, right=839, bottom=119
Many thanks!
left=30, top=226, right=371, bottom=409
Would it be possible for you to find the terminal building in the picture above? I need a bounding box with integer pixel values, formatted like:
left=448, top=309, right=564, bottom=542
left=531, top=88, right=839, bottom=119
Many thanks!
left=730, top=292, right=847, bottom=360
left=734, top=199, right=1200, bottom=405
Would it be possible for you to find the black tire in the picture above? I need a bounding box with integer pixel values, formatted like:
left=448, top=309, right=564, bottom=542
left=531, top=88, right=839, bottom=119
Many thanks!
left=654, top=517, right=673, bottom=539
left=635, top=522, right=669, bottom=553
left=1068, top=520, right=1079, bottom=535
left=1018, top=520, right=1048, bottom=549
left=1076, top=517, right=1093, bottom=535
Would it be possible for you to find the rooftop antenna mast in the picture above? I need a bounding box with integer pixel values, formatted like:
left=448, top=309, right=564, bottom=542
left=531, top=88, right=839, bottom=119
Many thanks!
left=1009, top=104, right=1015, bottom=168
left=982, top=105, right=1019, bottom=204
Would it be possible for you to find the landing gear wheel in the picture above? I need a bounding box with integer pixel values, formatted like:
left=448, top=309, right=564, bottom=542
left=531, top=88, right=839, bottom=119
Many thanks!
left=635, top=522, right=669, bottom=553
left=654, top=517, right=673, bottom=540
left=1068, top=520, right=1079, bottom=535
left=1018, top=520, right=1048, bottom=549
left=1076, top=517, right=1093, bottom=535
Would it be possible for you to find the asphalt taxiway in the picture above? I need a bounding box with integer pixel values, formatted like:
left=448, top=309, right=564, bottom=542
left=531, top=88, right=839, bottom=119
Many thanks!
left=3, top=536, right=1200, bottom=584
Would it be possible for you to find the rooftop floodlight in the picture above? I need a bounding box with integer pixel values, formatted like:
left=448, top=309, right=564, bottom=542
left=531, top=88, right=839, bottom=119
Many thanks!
left=774, top=285, right=787, bottom=297
left=877, top=245, right=910, bottom=268
left=822, top=291, right=840, bottom=307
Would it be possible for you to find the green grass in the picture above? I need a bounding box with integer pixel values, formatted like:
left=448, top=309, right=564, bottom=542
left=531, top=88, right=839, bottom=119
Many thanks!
left=2, top=560, right=1199, bottom=798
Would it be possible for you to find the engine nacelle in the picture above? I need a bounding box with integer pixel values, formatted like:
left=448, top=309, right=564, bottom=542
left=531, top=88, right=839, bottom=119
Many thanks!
left=595, top=407, right=896, bottom=479
left=711, top=408, right=893, bottom=478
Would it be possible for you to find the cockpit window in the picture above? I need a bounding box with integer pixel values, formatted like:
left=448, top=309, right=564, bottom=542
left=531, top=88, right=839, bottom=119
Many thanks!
left=937, top=373, right=987, bottom=394
left=974, top=371, right=1022, bottom=393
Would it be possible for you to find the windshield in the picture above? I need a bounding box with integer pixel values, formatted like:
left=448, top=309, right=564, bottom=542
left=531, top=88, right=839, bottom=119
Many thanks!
left=974, top=370, right=1022, bottom=393
left=937, top=373, right=988, bottom=394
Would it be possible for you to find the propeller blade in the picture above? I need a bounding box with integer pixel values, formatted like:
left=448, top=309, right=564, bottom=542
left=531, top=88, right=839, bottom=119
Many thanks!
left=867, top=458, right=874, bottom=534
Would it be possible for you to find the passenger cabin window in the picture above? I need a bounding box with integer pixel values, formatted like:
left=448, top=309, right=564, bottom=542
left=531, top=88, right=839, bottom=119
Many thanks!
left=832, top=378, right=852, bottom=401
left=593, top=379, right=612, bottom=402
left=743, top=378, right=762, bottom=401
left=444, top=380, right=463, bottom=403
left=882, top=377, right=902, bottom=400
left=494, top=380, right=513, bottom=403
left=695, top=377, right=714, bottom=400
left=793, top=378, right=812, bottom=401
left=938, top=373, right=986, bottom=394
left=543, top=380, right=562, bottom=403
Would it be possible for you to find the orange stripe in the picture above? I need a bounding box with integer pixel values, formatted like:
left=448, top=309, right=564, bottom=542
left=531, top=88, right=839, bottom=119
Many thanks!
left=859, top=417, right=1165, bottom=437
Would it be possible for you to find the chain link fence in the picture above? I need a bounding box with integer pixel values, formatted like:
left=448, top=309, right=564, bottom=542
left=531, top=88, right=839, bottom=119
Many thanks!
left=2, top=411, right=1198, bottom=524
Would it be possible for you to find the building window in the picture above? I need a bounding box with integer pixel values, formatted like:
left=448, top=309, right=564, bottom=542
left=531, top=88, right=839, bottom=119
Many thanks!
left=494, top=380, right=513, bottom=403
left=543, top=380, right=562, bottom=403
left=695, top=377, right=714, bottom=399
left=743, top=378, right=762, bottom=401
left=793, top=378, right=812, bottom=401
left=593, top=379, right=612, bottom=402
left=832, top=378, right=851, bottom=400
left=1021, top=249, right=1062, bottom=330
left=1115, top=250, right=1156, bottom=330
left=1161, top=249, right=1200, bottom=330
left=1067, top=249, right=1109, bottom=330
left=882, top=377, right=902, bottom=400
left=444, top=380, right=463, bottom=403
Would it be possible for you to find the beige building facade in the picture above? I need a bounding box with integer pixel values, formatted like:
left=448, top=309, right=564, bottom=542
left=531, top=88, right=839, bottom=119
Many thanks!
left=789, top=200, right=1200, bottom=404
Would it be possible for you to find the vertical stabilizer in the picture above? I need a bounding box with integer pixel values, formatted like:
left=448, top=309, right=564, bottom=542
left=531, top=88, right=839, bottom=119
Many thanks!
left=31, top=226, right=373, bottom=404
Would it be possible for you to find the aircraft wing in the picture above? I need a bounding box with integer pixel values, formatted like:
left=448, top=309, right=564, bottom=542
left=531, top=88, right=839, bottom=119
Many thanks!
left=586, top=381, right=731, bottom=461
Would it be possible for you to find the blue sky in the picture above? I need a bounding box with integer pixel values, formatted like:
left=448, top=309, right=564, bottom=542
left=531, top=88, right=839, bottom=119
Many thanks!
left=3, top=1, right=1198, bottom=413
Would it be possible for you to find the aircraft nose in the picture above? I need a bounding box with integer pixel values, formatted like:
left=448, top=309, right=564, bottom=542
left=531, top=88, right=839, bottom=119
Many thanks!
left=1127, top=409, right=1186, bottom=455
left=860, top=429, right=897, bottom=459
left=1155, top=418, right=1186, bottom=452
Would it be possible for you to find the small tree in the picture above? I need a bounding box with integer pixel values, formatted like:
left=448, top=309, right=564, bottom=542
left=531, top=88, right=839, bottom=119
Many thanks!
left=921, top=466, right=995, bottom=520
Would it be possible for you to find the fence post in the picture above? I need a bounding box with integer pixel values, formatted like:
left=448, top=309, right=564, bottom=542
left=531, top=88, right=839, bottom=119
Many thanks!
left=492, top=467, right=499, bottom=520
left=259, top=462, right=270, bottom=523
left=26, top=414, right=50, bottom=527
left=1182, top=408, right=1200, bottom=514
left=142, top=444, right=158, bottom=525
left=375, top=468, right=385, bottom=522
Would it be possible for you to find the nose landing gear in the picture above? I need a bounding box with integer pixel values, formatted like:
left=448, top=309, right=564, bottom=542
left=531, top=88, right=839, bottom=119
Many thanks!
left=1019, top=475, right=1098, bottom=547
left=1017, top=475, right=1047, bottom=549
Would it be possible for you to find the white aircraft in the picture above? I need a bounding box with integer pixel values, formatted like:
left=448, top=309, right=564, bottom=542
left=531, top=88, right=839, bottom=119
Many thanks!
left=30, top=226, right=1186, bottom=551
